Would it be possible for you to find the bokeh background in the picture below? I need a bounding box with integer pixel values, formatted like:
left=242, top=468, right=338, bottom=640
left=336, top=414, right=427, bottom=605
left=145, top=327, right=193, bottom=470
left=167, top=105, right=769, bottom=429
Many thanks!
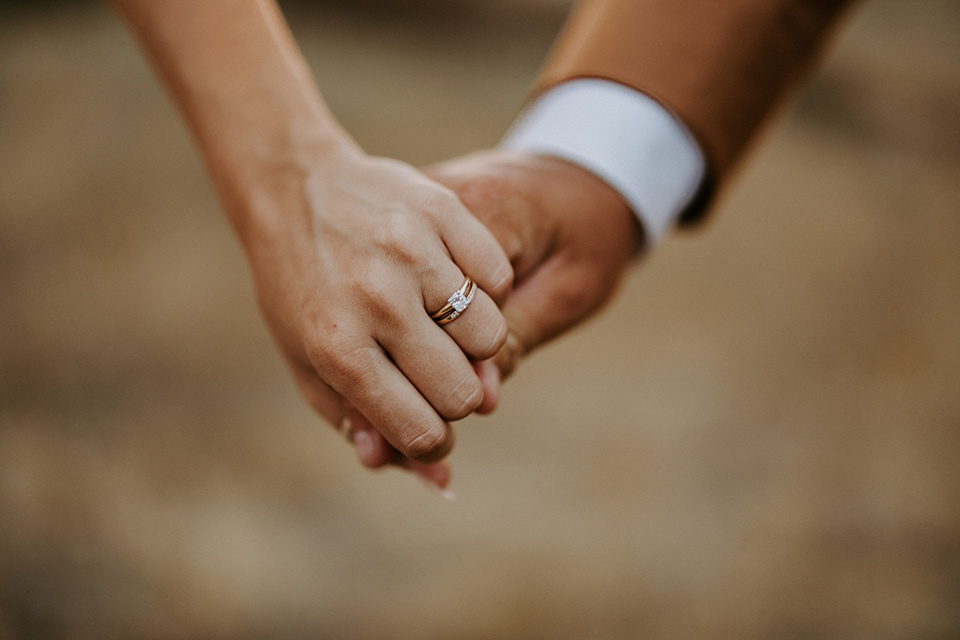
left=1, top=1, right=959, bottom=638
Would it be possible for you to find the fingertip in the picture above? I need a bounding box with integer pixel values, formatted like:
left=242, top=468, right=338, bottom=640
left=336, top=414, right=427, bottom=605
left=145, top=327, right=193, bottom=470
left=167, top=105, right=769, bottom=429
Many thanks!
left=438, top=203, right=514, bottom=305
left=402, top=423, right=455, bottom=463
left=486, top=260, right=514, bottom=304
left=474, top=359, right=501, bottom=414
left=353, top=430, right=375, bottom=464
left=492, top=330, right=525, bottom=381
left=407, top=458, right=453, bottom=493
left=353, top=426, right=394, bottom=468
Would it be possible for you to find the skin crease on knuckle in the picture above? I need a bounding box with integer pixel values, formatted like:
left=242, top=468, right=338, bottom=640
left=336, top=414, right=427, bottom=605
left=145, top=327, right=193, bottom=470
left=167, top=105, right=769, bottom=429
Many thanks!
left=469, top=308, right=508, bottom=361
left=434, top=371, right=484, bottom=422
left=484, top=258, right=514, bottom=303
left=399, top=417, right=452, bottom=462
left=306, top=330, right=453, bottom=460
left=305, top=330, right=382, bottom=399
left=416, top=183, right=466, bottom=227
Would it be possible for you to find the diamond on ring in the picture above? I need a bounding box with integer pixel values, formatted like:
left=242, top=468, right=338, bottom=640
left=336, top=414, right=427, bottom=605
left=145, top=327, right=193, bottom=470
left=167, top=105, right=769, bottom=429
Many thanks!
left=431, top=277, right=477, bottom=326
left=449, top=289, right=472, bottom=314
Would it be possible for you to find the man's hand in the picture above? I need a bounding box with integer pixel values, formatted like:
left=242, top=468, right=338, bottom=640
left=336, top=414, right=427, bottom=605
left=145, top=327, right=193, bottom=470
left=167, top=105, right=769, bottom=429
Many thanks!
left=427, top=150, right=641, bottom=407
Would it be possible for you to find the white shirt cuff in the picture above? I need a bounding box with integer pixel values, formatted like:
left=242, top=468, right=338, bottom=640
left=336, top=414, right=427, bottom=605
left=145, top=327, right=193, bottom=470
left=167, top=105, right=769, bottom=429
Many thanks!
left=500, top=78, right=706, bottom=245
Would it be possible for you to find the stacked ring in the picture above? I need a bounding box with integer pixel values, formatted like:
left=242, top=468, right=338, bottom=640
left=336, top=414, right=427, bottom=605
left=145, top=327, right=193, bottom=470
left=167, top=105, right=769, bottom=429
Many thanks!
left=430, top=277, right=477, bottom=325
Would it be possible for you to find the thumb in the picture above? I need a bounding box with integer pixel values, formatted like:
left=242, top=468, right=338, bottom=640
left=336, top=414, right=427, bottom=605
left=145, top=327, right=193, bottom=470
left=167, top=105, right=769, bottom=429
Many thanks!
left=493, top=254, right=608, bottom=380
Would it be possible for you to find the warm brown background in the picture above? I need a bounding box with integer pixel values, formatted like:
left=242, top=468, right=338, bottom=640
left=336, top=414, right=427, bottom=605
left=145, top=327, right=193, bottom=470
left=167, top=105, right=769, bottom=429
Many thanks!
left=1, top=1, right=958, bottom=638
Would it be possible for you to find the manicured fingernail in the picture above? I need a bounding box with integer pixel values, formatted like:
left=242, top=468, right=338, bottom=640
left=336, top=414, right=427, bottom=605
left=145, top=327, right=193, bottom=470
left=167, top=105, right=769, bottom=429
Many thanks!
left=354, top=429, right=374, bottom=462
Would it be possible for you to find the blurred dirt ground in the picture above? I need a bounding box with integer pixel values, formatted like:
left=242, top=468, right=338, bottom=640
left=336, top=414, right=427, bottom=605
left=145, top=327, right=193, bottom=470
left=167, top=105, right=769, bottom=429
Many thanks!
left=1, top=1, right=959, bottom=639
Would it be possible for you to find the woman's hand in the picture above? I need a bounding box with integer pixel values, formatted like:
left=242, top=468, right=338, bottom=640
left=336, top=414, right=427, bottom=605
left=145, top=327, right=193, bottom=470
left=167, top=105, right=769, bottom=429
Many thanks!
left=112, top=0, right=512, bottom=486
left=244, top=147, right=513, bottom=464
left=342, top=150, right=640, bottom=473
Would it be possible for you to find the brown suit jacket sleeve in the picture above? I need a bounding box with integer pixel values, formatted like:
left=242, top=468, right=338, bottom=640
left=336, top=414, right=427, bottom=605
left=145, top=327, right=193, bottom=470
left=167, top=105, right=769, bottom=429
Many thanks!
left=538, top=0, right=854, bottom=223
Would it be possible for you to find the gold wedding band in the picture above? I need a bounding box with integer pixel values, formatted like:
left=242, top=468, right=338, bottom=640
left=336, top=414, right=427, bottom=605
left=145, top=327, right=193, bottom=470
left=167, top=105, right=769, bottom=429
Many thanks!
left=430, top=277, right=477, bottom=325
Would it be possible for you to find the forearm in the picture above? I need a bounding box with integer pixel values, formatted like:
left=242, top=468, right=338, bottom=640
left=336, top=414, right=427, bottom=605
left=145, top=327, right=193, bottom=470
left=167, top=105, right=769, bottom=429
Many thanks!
left=113, top=0, right=514, bottom=470
left=540, top=0, right=853, bottom=222
left=111, top=0, right=357, bottom=238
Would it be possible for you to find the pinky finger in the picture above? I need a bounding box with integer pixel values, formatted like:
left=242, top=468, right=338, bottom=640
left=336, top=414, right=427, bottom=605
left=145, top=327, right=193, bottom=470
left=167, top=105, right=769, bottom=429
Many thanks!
left=343, top=406, right=455, bottom=494
left=401, top=458, right=454, bottom=497
left=341, top=405, right=394, bottom=469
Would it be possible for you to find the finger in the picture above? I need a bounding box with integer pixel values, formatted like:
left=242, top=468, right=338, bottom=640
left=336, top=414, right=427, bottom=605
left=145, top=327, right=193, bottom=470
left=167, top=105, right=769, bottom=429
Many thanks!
left=426, top=280, right=507, bottom=362
left=492, top=330, right=526, bottom=381
left=288, top=360, right=346, bottom=426
left=426, top=153, right=549, bottom=283
left=376, top=309, right=486, bottom=423
left=384, top=225, right=506, bottom=361
left=473, top=358, right=501, bottom=415
left=289, top=365, right=422, bottom=470
left=311, top=336, right=455, bottom=462
left=343, top=407, right=454, bottom=492
left=402, top=458, right=454, bottom=497
left=494, top=256, right=602, bottom=380
left=287, top=364, right=398, bottom=468
left=341, top=406, right=395, bottom=469
left=435, top=196, right=514, bottom=303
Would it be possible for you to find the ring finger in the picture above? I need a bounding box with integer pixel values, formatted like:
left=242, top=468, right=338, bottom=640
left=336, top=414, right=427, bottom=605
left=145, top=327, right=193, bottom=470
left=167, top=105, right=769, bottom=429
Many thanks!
left=424, top=273, right=507, bottom=362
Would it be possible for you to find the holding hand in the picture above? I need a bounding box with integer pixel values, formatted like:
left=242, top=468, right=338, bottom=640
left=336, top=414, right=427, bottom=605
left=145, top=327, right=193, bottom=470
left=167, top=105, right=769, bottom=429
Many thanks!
left=113, top=0, right=513, bottom=488
left=250, top=148, right=512, bottom=464
left=428, top=151, right=640, bottom=393
left=352, top=150, right=641, bottom=470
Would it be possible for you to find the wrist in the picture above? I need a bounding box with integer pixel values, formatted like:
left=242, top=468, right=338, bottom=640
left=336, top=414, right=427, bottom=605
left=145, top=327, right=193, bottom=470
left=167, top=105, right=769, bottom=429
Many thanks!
left=526, top=154, right=642, bottom=257
left=502, top=79, right=706, bottom=246
left=221, top=134, right=362, bottom=261
left=114, top=0, right=362, bottom=237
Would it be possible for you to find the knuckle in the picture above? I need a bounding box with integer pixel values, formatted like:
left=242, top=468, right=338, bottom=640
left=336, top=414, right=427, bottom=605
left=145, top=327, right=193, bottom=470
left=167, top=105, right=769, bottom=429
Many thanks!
left=418, top=185, right=463, bottom=221
left=486, top=260, right=514, bottom=300
left=452, top=174, right=503, bottom=214
left=466, top=312, right=508, bottom=361
left=486, top=314, right=510, bottom=359
left=364, top=288, right=404, bottom=326
left=308, top=336, right=379, bottom=392
left=351, top=270, right=409, bottom=326
left=303, top=336, right=337, bottom=374
left=373, top=210, right=432, bottom=268
left=437, top=374, right=483, bottom=421
left=400, top=423, right=452, bottom=462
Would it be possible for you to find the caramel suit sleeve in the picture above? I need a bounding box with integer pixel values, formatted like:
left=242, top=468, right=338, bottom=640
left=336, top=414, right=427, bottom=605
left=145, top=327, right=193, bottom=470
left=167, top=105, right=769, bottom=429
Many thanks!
left=538, top=0, right=854, bottom=223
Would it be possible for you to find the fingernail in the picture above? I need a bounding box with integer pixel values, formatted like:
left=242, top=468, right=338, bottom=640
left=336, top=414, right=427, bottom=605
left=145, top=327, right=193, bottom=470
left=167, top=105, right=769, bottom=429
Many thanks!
left=354, top=429, right=375, bottom=462
left=417, top=473, right=457, bottom=501
left=339, top=415, right=354, bottom=441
